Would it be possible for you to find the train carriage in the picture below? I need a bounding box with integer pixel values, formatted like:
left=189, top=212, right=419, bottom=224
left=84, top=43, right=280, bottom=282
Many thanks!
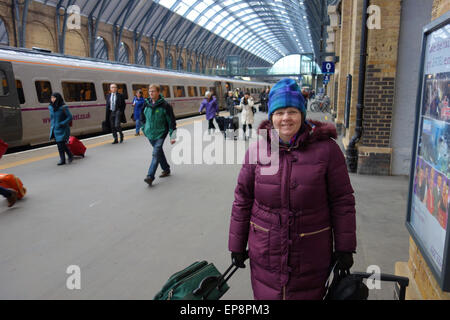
left=0, top=47, right=269, bottom=148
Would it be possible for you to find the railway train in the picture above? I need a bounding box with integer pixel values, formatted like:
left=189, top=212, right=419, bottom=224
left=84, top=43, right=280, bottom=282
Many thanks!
left=0, top=47, right=270, bottom=148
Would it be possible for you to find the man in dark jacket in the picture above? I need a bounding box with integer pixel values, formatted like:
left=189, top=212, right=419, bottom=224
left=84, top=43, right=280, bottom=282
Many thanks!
left=105, top=83, right=126, bottom=144
left=259, top=88, right=269, bottom=113
left=141, top=84, right=177, bottom=186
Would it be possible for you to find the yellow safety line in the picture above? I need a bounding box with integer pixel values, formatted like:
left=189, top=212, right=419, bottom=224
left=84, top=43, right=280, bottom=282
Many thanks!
left=0, top=118, right=202, bottom=170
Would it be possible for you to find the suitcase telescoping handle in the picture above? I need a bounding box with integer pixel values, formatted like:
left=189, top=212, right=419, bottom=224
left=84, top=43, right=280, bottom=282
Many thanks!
left=192, top=252, right=249, bottom=299
left=217, top=251, right=249, bottom=289
left=350, top=272, right=410, bottom=300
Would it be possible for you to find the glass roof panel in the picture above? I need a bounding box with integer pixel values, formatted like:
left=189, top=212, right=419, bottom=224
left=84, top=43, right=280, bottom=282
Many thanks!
left=156, top=0, right=321, bottom=63
left=186, top=9, right=201, bottom=21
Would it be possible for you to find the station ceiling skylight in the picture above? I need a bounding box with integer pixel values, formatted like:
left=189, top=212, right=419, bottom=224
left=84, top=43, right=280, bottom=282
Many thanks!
left=156, top=0, right=319, bottom=64
left=36, top=0, right=329, bottom=67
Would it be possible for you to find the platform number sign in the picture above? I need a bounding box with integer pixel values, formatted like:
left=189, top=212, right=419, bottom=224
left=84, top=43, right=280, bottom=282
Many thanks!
left=322, top=62, right=335, bottom=74
left=323, top=75, right=330, bottom=85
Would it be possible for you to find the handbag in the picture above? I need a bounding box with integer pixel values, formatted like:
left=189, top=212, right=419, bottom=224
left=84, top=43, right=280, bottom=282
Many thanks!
left=323, top=263, right=369, bottom=300
left=252, top=106, right=257, bottom=114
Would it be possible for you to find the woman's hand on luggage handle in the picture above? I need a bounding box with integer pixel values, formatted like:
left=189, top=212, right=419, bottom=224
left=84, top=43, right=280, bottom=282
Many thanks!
left=334, top=251, right=354, bottom=271
left=231, top=251, right=249, bottom=268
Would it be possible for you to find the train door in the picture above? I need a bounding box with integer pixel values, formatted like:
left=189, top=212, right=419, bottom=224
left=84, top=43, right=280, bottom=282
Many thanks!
left=0, top=61, right=22, bottom=145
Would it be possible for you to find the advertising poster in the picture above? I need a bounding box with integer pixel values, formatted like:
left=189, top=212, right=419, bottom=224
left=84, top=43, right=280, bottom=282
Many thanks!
left=410, top=23, right=450, bottom=273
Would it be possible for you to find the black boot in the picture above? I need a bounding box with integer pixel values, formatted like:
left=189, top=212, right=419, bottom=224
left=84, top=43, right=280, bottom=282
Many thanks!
left=57, top=142, right=66, bottom=165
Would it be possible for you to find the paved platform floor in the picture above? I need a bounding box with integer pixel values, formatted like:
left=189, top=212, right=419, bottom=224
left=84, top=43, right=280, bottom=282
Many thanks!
left=0, top=110, right=410, bottom=300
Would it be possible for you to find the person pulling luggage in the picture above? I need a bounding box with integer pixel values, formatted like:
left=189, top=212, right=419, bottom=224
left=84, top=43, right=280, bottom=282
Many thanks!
left=199, top=91, right=219, bottom=135
left=228, top=78, right=356, bottom=300
left=226, top=91, right=239, bottom=140
left=48, top=92, right=73, bottom=166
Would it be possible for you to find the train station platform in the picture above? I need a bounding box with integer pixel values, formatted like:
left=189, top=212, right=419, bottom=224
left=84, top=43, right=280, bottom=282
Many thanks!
left=0, top=110, right=410, bottom=300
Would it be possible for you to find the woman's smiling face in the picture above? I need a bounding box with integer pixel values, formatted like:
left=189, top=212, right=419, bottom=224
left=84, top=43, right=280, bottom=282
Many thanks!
left=271, top=107, right=303, bottom=142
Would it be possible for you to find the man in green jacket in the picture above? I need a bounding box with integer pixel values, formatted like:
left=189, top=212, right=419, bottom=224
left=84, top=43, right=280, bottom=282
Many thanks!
left=141, top=84, right=177, bottom=186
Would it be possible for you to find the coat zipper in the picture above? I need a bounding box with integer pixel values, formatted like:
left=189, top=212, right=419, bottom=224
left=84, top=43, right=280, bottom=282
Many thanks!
left=250, top=221, right=269, bottom=232
left=299, top=226, right=331, bottom=238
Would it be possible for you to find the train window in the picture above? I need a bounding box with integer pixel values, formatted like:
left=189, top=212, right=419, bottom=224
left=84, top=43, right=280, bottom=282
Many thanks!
left=62, top=82, right=97, bottom=102
left=132, top=84, right=150, bottom=99
left=187, top=86, right=198, bottom=97
left=160, top=85, right=171, bottom=98
left=173, top=86, right=186, bottom=98
left=199, top=87, right=207, bottom=96
left=102, top=83, right=128, bottom=100
left=209, top=87, right=215, bottom=96
left=35, top=80, right=52, bottom=103
left=0, top=71, right=9, bottom=96
left=16, top=80, right=25, bottom=104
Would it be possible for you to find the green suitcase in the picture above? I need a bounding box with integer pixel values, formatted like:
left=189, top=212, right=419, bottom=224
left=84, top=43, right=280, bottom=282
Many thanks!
left=154, top=261, right=238, bottom=300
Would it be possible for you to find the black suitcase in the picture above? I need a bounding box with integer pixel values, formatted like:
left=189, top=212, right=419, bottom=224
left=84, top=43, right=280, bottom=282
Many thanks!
left=222, top=116, right=239, bottom=139
left=215, top=116, right=226, bottom=132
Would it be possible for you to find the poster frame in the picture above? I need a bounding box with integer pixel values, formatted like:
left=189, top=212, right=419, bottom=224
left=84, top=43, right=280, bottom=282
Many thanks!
left=406, top=11, right=450, bottom=292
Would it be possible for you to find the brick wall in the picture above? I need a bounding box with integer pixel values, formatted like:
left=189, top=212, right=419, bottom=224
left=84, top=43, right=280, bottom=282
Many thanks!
left=408, top=238, right=450, bottom=299
left=355, top=0, right=401, bottom=175
left=362, top=66, right=395, bottom=148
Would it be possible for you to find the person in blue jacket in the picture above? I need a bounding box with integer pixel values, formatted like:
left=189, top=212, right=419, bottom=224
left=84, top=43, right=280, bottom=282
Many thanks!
left=49, top=92, right=73, bottom=166
left=132, top=89, right=145, bottom=136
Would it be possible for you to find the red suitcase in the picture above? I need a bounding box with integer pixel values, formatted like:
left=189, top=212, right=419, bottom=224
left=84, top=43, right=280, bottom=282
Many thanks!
left=67, top=136, right=86, bottom=157
left=0, top=139, right=8, bottom=159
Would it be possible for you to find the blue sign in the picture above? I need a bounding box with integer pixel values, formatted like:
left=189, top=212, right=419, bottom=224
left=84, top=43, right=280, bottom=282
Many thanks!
left=323, top=74, right=330, bottom=85
left=322, top=62, right=335, bottom=74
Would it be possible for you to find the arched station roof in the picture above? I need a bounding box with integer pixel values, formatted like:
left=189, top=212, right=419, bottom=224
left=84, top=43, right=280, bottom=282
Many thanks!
left=36, top=0, right=331, bottom=67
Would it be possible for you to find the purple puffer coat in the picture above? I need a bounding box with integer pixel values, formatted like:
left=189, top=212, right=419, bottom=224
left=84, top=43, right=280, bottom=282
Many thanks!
left=228, top=119, right=356, bottom=300
left=199, top=97, right=218, bottom=120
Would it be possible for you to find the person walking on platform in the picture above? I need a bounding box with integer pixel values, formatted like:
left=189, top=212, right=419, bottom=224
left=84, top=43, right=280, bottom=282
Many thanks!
left=141, top=84, right=177, bottom=186
left=105, top=83, right=126, bottom=144
left=0, top=186, right=17, bottom=208
left=228, top=78, right=356, bottom=300
left=259, top=88, right=269, bottom=113
left=132, top=89, right=145, bottom=136
left=49, top=92, right=74, bottom=166
left=235, top=92, right=254, bottom=140
left=199, top=91, right=219, bottom=135
left=226, top=91, right=239, bottom=140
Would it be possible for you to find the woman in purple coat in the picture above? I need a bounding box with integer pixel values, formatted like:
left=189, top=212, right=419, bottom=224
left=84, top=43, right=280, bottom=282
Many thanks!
left=228, top=78, right=356, bottom=300
left=199, top=91, right=219, bottom=134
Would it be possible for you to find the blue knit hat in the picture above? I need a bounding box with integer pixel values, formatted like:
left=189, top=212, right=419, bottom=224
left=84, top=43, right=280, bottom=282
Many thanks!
left=268, top=78, right=307, bottom=119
